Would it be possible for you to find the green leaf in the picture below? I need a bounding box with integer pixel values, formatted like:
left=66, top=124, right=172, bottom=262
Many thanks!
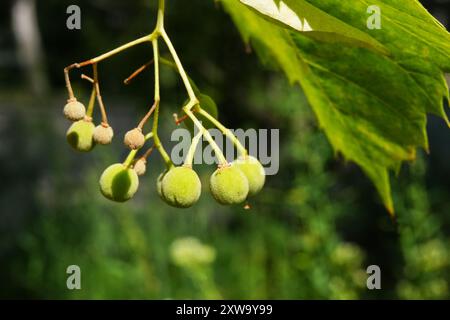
left=222, top=0, right=450, bottom=214
left=239, top=0, right=388, bottom=54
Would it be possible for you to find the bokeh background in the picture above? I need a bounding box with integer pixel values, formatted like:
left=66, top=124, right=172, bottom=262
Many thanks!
left=0, top=0, right=449, bottom=299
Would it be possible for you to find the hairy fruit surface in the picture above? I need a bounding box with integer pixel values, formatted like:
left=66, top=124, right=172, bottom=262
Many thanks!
left=93, top=124, right=114, bottom=145
left=99, top=163, right=139, bottom=202
left=133, top=158, right=147, bottom=176
left=232, top=156, right=265, bottom=196
left=124, top=128, right=145, bottom=150
left=63, top=99, right=86, bottom=121
left=210, top=165, right=249, bottom=205
left=156, top=170, right=168, bottom=201
left=66, top=119, right=96, bottom=152
left=161, top=166, right=201, bottom=208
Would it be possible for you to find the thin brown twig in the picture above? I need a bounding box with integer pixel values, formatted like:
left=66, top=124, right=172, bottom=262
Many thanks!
left=92, top=63, right=109, bottom=125
left=142, top=145, right=155, bottom=161
left=76, top=60, right=93, bottom=68
left=64, top=63, right=79, bottom=100
left=173, top=113, right=189, bottom=125
left=137, top=100, right=159, bottom=130
left=81, top=74, right=95, bottom=83
left=124, top=60, right=154, bottom=85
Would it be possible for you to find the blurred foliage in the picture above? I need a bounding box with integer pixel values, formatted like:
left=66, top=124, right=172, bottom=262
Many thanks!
left=0, top=0, right=448, bottom=299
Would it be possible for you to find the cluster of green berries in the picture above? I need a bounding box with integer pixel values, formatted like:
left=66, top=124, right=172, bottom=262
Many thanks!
left=64, top=98, right=114, bottom=152
left=63, top=25, right=266, bottom=209
left=95, top=156, right=265, bottom=208
left=64, top=94, right=265, bottom=207
left=156, top=154, right=265, bottom=208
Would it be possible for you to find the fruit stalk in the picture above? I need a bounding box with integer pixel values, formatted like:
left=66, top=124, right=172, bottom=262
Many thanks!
left=183, top=102, right=228, bottom=165
left=77, top=34, right=155, bottom=67
left=92, top=63, right=109, bottom=125
left=63, top=63, right=77, bottom=101
left=86, top=86, right=96, bottom=118
left=156, top=0, right=165, bottom=31
left=137, top=101, right=158, bottom=130
left=151, top=38, right=173, bottom=169
left=198, top=107, right=248, bottom=157
left=124, top=60, right=154, bottom=85
left=123, top=132, right=154, bottom=168
left=184, top=131, right=203, bottom=167
left=160, top=29, right=197, bottom=104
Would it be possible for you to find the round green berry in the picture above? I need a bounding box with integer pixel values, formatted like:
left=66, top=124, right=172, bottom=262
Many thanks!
left=156, top=170, right=168, bottom=201
left=99, top=163, right=139, bottom=202
left=210, top=165, right=249, bottom=205
left=63, top=99, right=86, bottom=121
left=232, top=156, right=265, bottom=196
left=161, top=166, right=201, bottom=208
left=66, top=119, right=96, bottom=152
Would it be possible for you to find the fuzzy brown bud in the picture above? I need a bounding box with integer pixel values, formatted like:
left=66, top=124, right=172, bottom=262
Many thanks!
left=93, top=123, right=114, bottom=145
left=133, top=158, right=147, bottom=176
left=124, top=128, right=145, bottom=150
left=63, top=99, right=86, bottom=121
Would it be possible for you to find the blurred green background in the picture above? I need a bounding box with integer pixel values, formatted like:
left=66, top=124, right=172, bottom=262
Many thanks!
left=0, top=0, right=449, bottom=299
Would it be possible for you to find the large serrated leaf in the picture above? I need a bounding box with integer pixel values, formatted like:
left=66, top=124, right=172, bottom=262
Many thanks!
left=222, top=0, right=450, bottom=214
left=240, top=0, right=388, bottom=54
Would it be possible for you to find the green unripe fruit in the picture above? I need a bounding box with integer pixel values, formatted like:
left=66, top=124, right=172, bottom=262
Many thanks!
left=124, top=128, right=145, bottom=150
left=133, top=158, right=147, bottom=176
left=210, top=165, right=249, bottom=205
left=63, top=99, right=86, bottom=121
left=66, top=119, right=96, bottom=152
left=93, top=124, right=114, bottom=145
left=156, top=170, right=168, bottom=201
left=161, top=166, right=201, bottom=208
left=232, top=156, right=265, bottom=197
left=99, top=163, right=139, bottom=202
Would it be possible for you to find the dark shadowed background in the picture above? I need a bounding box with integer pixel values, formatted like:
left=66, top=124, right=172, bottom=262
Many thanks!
left=0, top=0, right=449, bottom=299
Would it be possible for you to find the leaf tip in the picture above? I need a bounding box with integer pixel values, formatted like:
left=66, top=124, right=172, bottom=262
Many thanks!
left=386, top=203, right=395, bottom=220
